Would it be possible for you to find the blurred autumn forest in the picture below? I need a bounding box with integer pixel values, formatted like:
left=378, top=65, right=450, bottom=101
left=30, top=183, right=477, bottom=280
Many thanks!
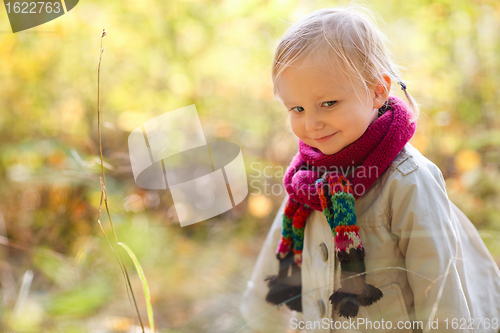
left=0, top=0, right=499, bottom=332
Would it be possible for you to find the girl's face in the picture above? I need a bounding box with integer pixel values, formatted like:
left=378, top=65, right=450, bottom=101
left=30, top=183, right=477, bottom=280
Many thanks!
left=276, top=57, right=388, bottom=155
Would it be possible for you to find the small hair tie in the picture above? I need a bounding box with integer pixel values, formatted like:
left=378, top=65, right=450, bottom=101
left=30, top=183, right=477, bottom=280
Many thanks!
left=398, top=81, right=407, bottom=91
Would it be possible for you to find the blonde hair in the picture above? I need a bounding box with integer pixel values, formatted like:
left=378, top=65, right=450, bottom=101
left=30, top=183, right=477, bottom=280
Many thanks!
left=271, top=3, right=420, bottom=123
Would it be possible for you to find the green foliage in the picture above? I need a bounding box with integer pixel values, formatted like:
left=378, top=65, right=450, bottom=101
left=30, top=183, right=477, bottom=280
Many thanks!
left=46, top=277, right=112, bottom=317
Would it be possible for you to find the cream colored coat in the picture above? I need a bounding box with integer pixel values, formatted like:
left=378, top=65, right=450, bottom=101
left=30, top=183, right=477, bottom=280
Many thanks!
left=240, top=142, right=500, bottom=333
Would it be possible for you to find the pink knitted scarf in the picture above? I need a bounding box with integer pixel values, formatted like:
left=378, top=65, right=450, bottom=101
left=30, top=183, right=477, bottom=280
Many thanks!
left=265, top=95, right=417, bottom=318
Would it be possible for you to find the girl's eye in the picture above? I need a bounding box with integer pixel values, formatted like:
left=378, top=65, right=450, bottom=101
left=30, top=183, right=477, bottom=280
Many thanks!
left=290, top=106, right=305, bottom=113
left=322, top=101, right=337, bottom=107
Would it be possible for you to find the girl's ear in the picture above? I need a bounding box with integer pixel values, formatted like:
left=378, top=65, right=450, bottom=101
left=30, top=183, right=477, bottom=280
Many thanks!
left=373, top=74, right=391, bottom=109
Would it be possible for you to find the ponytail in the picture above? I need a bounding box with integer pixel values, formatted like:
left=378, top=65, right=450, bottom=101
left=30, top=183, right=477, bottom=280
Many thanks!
left=396, top=80, right=420, bottom=124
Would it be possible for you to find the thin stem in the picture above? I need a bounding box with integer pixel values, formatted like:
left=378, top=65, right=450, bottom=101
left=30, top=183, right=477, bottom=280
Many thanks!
left=97, top=28, right=145, bottom=333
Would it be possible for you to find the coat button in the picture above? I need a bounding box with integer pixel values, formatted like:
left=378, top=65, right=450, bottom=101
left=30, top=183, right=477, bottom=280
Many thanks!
left=317, top=299, right=326, bottom=317
left=319, top=243, right=328, bottom=261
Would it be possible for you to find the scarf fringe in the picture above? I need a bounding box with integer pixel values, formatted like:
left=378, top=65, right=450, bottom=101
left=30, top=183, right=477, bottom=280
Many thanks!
left=265, top=251, right=302, bottom=311
left=330, top=284, right=383, bottom=318
left=265, top=275, right=303, bottom=312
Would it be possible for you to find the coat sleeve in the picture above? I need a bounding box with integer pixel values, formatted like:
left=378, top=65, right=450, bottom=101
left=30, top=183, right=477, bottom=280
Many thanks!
left=239, top=194, right=299, bottom=333
left=388, top=162, right=473, bottom=332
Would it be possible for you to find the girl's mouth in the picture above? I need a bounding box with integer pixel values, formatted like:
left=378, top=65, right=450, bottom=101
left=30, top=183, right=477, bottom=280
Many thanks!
left=314, top=131, right=338, bottom=143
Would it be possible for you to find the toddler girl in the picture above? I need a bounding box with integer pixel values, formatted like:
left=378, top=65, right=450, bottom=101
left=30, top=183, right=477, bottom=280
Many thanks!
left=240, top=4, right=500, bottom=333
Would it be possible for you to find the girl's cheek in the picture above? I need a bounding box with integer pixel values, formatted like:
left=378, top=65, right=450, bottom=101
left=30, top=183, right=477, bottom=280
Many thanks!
left=290, top=123, right=300, bottom=137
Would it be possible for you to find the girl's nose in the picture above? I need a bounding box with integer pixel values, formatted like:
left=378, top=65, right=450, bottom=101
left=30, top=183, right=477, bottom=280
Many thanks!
left=305, top=110, right=324, bottom=132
